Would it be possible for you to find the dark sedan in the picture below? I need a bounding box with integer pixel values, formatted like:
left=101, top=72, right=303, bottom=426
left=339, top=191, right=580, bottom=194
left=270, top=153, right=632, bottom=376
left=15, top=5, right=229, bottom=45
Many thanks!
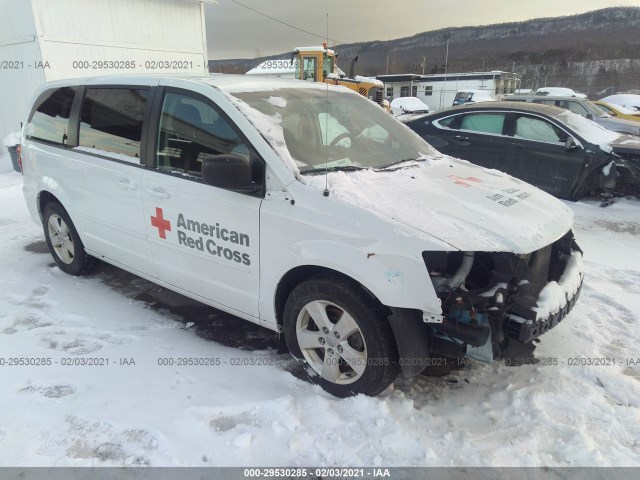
left=406, top=102, right=640, bottom=200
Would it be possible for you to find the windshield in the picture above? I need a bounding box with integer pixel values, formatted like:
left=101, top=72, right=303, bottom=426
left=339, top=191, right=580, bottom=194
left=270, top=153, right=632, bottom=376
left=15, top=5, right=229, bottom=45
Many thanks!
left=556, top=110, right=620, bottom=145
left=583, top=99, right=610, bottom=118
left=230, top=87, right=433, bottom=173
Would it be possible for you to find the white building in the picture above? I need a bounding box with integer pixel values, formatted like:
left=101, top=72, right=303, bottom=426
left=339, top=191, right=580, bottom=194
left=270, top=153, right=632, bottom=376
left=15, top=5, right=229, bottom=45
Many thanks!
left=377, top=71, right=522, bottom=112
left=0, top=0, right=215, bottom=140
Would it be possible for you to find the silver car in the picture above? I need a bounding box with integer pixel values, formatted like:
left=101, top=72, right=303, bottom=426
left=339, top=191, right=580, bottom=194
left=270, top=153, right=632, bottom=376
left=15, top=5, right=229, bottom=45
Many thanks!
left=505, top=95, right=640, bottom=137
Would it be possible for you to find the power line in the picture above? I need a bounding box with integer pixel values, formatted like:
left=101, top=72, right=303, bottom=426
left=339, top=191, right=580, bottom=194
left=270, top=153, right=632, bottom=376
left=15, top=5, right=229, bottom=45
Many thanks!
left=229, top=0, right=345, bottom=46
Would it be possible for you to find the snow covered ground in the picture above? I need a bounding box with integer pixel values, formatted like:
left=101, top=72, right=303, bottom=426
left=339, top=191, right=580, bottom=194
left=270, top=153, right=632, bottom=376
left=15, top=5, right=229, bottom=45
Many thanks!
left=0, top=166, right=639, bottom=467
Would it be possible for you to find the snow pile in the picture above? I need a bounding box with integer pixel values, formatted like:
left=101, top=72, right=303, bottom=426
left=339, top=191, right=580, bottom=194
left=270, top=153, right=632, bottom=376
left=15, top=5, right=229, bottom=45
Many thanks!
left=3, top=131, right=21, bottom=147
left=534, top=251, right=584, bottom=319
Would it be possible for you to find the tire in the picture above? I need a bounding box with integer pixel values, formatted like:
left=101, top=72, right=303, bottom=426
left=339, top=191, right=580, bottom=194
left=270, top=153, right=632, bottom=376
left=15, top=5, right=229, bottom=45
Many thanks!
left=43, top=201, right=95, bottom=276
left=283, top=275, right=399, bottom=397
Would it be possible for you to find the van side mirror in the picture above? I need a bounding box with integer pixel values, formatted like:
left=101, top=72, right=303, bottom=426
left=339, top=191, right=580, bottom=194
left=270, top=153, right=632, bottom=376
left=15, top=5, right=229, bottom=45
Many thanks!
left=202, top=154, right=252, bottom=190
left=586, top=113, right=594, bottom=121
left=565, top=136, right=579, bottom=151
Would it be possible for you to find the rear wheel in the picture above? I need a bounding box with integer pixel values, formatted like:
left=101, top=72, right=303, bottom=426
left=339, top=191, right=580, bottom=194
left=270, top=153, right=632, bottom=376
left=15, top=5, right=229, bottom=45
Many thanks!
left=43, top=202, right=94, bottom=276
left=283, top=275, right=399, bottom=397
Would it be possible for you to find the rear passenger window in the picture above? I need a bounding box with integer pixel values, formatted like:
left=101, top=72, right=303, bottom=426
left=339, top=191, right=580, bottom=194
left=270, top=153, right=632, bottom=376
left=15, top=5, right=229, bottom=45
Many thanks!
left=27, top=87, right=76, bottom=145
left=436, top=116, right=456, bottom=128
left=460, top=113, right=505, bottom=134
left=78, top=88, right=149, bottom=161
left=156, top=92, right=257, bottom=180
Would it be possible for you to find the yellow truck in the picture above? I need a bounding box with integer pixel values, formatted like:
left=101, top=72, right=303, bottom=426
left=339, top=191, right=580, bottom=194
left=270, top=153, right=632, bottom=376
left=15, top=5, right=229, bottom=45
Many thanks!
left=246, top=44, right=386, bottom=108
left=293, top=44, right=385, bottom=107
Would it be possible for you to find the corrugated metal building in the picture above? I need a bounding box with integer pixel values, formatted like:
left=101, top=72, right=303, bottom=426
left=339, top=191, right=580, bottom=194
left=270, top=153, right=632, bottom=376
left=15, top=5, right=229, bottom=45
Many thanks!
left=0, top=0, right=215, bottom=140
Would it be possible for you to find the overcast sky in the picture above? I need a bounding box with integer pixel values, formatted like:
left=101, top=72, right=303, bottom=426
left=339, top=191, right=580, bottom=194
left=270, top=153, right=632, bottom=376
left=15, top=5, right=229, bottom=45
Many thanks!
left=205, top=0, right=640, bottom=59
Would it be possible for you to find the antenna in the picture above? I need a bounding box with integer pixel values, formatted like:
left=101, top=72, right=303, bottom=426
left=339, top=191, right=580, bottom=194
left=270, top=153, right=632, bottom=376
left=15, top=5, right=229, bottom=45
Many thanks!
left=323, top=11, right=330, bottom=197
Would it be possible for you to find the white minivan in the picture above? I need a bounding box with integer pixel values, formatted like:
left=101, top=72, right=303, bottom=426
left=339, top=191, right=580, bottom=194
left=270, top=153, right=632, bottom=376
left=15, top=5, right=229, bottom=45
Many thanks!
left=21, top=75, right=583, bottom=397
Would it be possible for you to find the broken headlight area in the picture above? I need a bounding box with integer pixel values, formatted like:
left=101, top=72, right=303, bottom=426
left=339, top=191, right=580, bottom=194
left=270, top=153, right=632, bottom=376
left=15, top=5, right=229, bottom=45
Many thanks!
left=610, top=154, right=640, bottom=197
left=423, top=230, right=583, bottom=362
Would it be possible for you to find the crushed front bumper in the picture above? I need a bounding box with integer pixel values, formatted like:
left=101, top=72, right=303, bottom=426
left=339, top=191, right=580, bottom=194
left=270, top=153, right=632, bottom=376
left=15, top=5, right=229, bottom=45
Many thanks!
left=506, top=273, right=583, bottom=343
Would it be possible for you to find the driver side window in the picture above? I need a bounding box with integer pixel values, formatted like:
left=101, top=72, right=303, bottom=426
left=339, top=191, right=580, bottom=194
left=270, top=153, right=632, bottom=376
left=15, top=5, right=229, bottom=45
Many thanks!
left=156, top=92, right=264, bottom=192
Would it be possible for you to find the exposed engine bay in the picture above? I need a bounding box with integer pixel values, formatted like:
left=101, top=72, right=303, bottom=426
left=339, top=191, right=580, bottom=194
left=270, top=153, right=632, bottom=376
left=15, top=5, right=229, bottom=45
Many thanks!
left=423, top=230, right=584, bottom=362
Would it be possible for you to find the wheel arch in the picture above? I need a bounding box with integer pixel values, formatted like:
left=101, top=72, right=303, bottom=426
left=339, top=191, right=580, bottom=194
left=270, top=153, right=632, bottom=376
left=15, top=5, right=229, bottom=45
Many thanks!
left=38, top=190, right=63, bottom=223
left=274, top=265, right=387, bottom=327
left=274, top=264, right=437, bottom=381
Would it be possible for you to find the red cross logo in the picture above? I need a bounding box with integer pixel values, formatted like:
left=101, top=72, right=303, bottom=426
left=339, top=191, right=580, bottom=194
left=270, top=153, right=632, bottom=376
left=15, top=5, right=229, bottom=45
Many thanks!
left=150, top=207, right=171, bottom=239
left=448, top=175, right=482, bottom=187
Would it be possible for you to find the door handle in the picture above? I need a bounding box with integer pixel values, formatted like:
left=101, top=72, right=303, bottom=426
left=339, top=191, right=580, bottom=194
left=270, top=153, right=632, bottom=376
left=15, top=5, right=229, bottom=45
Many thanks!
left=145, top=187, right=171, bottom=199
left=117, top=178, right=137, bottom=190
left=455, top=135, right=470, bottom=142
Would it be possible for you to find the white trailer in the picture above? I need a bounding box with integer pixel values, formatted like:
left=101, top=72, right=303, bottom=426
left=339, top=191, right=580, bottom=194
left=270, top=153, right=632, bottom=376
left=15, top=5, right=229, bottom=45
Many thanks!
left=0, top=0, right=215, bottom=140
left=377, top=71, right=522, bottom=112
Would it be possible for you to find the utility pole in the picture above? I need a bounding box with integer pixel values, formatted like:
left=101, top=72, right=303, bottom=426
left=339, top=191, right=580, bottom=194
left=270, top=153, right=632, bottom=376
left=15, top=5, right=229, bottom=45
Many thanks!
left=440, top=34, right=450, bottom=110
left=422, top=56, right=426, bottom=75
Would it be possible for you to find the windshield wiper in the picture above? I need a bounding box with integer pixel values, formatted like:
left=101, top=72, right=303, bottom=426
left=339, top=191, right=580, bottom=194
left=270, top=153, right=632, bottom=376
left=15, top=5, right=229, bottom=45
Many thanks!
left=299, top=165, right=367, bottom=175
left=376, top=158, right=426, bottom=171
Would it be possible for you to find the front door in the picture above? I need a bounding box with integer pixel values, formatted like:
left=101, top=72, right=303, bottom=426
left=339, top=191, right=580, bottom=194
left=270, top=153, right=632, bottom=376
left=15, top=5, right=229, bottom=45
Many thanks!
left=507, top=113, right=583, bottom=198
left=142, top=89, right=263, bottom=318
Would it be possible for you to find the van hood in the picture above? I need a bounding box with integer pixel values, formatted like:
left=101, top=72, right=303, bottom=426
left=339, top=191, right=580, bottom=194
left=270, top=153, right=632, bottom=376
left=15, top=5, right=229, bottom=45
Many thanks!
left=306, top=158, right=574, bottom=254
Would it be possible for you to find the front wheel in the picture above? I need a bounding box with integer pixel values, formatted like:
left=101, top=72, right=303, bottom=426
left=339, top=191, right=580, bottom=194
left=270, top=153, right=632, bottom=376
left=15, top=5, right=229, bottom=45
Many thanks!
left=43, top=201, right=95, bottom=276
left=283, top=275, right=399, bottom=397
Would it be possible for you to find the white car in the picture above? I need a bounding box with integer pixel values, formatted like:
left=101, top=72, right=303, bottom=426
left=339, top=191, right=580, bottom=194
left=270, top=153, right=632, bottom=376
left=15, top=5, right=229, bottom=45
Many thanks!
left=536, top=87, right=587, bottom=98
left=390, top=97, right=430, bottom=117
left=20, top=75, right=583, bottom=397
left=452, top=90, right=496, bottom=106
left=601, top=94, right=640, bottom=112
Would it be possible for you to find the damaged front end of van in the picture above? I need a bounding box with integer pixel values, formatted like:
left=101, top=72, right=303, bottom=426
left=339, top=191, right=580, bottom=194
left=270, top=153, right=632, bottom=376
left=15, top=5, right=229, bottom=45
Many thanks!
left=423, top=231, right=581, bottom=361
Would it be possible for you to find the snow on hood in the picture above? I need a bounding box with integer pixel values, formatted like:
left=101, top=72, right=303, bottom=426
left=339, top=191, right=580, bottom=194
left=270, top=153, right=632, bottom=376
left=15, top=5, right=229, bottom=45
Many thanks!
left=556, top=110, right=620, bottom=153
left=305, top=158, right=574, bottom=254
left=602, top=94, right=640, bottom=111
